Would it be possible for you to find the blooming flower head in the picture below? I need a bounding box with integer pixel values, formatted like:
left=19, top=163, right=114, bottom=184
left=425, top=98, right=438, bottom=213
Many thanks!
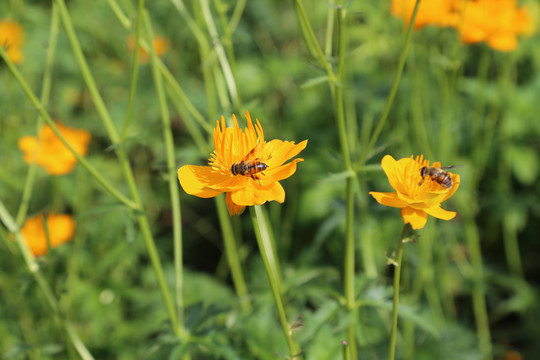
left=18, top=122, right=91, bottom=175
left=369, top=155, right=460, bottom=230
left=127, top=35, right=170, bottom=63
left=178, top=111, right=307, bottom=216
left=20, top=213, right=76, bottom=256
left=390, top=0, right=460, bottom=29
left=0, top=19, right=25, bottom=64
left=456, top=0, right=535, bottom=51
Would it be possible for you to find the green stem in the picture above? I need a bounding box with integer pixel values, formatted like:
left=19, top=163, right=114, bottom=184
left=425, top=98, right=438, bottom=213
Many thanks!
left=215, top=196, right=251, bottom=312
left=0, top=47, right=138, bottom=210
left=464, top=218, right=492, bottom=360
left=145, top=12, right=185, bottom=337
left=53, top=1, right=180, bottom=336
left=250, top=206, right=298, bottom=357
left=359, top=0, right=421, bottom=164
left=200, top=0, right=242, bottom=114
left=389, top=224, right=411, bottom=360
left=15, top=3, right=60, bottom=226
left=0, top=201, right=95, bottom=360
left=120, top=0, right=144, bottom=142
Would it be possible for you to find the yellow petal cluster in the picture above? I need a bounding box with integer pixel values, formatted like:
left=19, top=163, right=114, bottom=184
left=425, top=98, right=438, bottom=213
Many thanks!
left=178, top=111, right=307, bottom=216
left=390, top=0, right=459, bottom=29
left=369, top=155, right=459, bottom=230
left=18, top=122, right=91, bottom=175
left=20, top=213, right=76, bottom=256
left=127, top=35, right=170, bottom=63
left=390, top=0, right=535, bottom=51
left=0, top=19, right=25, bottom=63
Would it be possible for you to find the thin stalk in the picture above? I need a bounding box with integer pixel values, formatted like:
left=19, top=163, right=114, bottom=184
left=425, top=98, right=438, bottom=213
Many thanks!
left=215, top=196, right=251, bottom=312
left=55, top=0, right=120, bottom=144
left=341, top=340, right=351, bottom=360
left=16, top=3, right=60, bottom=226
left=145, top=13, right=185, bottom=337
left=53, top=1, right=180, bottom=336
left=251, top=206, right=299, bottom=357
left=0, top=47, right=138, bottom=209
left=0, top=201, right=95, bottom=360
left=389, top=224, right=411, bottom=360
left=359, top=0, right=421, bottom=164
left=119, top=0, right=144, bottom=141
left=200, top=0, right=242, bottom=114
left=293, top=0, right=336, bottom=81
left=332, top=8, right=357, bottom=358
left=464, top=218, right=492, bottom=360
left=227, top=0, right=246, bottom=34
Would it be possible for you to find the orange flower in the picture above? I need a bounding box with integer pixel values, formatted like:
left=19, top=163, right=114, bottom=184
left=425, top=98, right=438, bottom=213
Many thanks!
left=390, top=0, right=460, bottom=29
left=20, top=213, right=76, bottom=256
left=0, top=19, right=24, bottom=64
left=18, top=122, right=91, bottom=175
left=127, top=35, right=170, bottom=63
left=178, top=111, right=307, bottom=216
left=369, top=155, right=459, bottom=230
left=456, top=0, right=535, bottom=51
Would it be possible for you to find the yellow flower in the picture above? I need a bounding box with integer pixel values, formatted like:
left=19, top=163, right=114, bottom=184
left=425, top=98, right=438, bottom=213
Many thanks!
left=18, top=122, right=91, bottom=175
left=390, top=0, right=460, bottom=29
left=456, top=0, right=535, bottom=51
left=369, top=155, right=459, bottom=230
left=178, top=111, right=307, bottom=216
left=0, top=19, right=24, bottom=64
left=20, top=213, right=76, bottom=256
left=127, top=35, right=170, bottom=63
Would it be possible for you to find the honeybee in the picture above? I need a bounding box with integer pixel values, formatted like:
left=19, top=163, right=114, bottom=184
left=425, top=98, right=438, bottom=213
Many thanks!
left=420, top=165, right=459, bottom=189
left=230, top=144, right=268, bottom=180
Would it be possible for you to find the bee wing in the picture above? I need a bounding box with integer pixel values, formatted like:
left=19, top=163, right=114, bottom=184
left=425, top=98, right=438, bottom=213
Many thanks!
left=440, top=165, right=462, bottom=170
left=241, top=143, right=264, bottom=161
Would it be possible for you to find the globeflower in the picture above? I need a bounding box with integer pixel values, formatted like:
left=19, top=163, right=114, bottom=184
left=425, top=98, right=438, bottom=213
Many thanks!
left=18, top=122, right=91, bottom=175
left=0, top=19, right=24, bottom=64
left=369, top=155, right=459, bottom=230
left=20, top=213, right=76, bottom=256
left=390, top=0, right=459, bottom=29
left=127, top=34, right=170, bottom=63
left=456, top=0, right=535, bottom=51
left=178, top=111, right=307, bottom=216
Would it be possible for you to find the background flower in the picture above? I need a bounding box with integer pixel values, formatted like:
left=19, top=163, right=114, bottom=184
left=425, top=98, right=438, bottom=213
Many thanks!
left=0, top=19, right=24, bottom=63
left=20, top=213, right=76, bottom=256
left=178, top=112, right=307, bottom=216
left=127, top=35, right=170, bottom=63
left=18, top=122, right=91, bottom=175
left=390, top=0, right=459, bottom=29
left=370, top=155, right=459, bottom=229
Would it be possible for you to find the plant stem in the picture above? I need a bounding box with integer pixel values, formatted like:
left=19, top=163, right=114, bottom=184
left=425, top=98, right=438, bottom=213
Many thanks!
left=359, top=0, right=421, bottom=164
left=15, top=2, right=59, bottom=226
left=0, top=201, right=95, bottom=360
left=250, top=206, right=299, bottom=358
left=145, top=12, right=186, bottom=338
left=389, top=224, right=411, bottom=360
left=215, top=196, right=251, bottom=312
left=0, top=47, right=138, bottom=210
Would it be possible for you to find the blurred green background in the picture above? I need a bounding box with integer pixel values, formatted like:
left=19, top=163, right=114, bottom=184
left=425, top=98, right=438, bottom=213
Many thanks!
left=1, top=0, right=540, bottom=359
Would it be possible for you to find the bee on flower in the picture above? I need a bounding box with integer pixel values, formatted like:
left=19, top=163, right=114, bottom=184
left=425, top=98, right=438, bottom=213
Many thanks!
left=369, top=155, right=460, bottom=230
left=178, top=111, right=307, bottom=216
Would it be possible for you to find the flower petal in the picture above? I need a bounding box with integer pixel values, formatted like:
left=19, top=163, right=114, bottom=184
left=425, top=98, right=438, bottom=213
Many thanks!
left=424, top=205, right=456, bottom=220
left=226, top=192, right=245, bottom=216
left=400, top=207, right=428, bottom=230
left=266, top=139, right=307, bottom=167
left=369, top=191, right=408, bottom=208
left=231, top=181, right=285, bottom=206
left=178, top=165, right=223, bottom=198
left=260, top=158, right=304, bottom=185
